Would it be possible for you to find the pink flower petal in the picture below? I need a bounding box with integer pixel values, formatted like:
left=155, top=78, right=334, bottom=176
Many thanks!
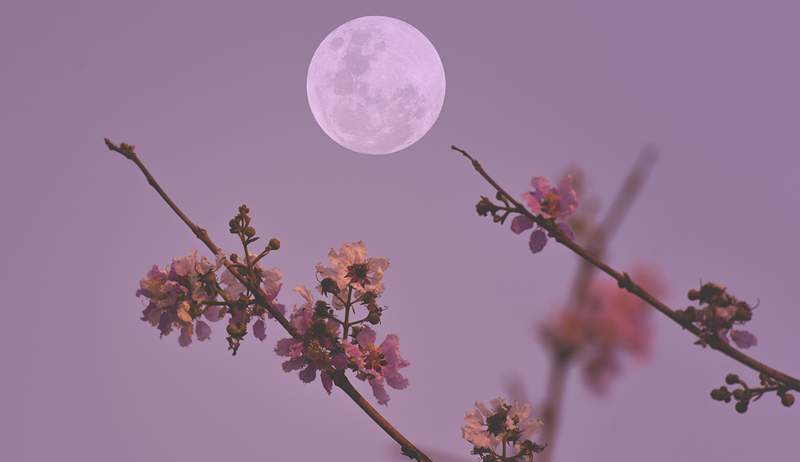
left=529, top=229, right=548, bottom=253
left=178, top=325, right=193, bottom=347
left=282, top=357, right=306, bottom=372
left=531, top=177, right=551, bottom=199
left=356, top=326, right=377, bottom=346
left=510, top=215, right=534, bottom=234
left=558, top=222, right=575, bottom=241
left=253, top=319, right=266, bottom=341
left=195, top=320, right=212, bottom=341
left=203, top=305, right=223, bottom=322
left=370, top=378, right=390, bottom=405
left=731, top=330, right=758, bottom=349
left=299, top=365, right=317, bottom=383
left=521, top=191, right=542, bottom=214
left=274, top=338, right=295, bottom=356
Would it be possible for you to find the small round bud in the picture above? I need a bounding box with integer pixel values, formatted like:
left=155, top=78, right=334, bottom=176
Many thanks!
left=319, top=277, right=340, bottom=296
left=781, top=393, right=795, bottom=407
left=735, top=401, right=748, bottom=413
left=227, top=323, right=244, bottom=338
left=476, top=197, right=494, bottom=216
left=268, top=238, right=281, bottom=250
left=688, top=289, right=700, bottom=300
left=725, top=374, right=740, bottom=385
left=732, top=389, right=747, bottom=401
left=367, top=311, right=381, bottom=325
left=710, top=386, right=731, bottom=402
left=244, top=226, right=256, bottom=237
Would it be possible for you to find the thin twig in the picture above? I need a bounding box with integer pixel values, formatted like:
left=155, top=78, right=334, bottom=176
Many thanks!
left=105, top=139, right=432, bottom=462
left=451, top=145, right=800, bottom=393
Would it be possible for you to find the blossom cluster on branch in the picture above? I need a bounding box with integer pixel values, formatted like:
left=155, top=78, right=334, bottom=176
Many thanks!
left=461, top=398, right=545, bottom=462
left=108, top=138, right=800, bottom=462
left=454, top=144, right=799, bottom=415
left=134, top=204, right=409, bottom=405
left=275, top=241, right=409, bottom=404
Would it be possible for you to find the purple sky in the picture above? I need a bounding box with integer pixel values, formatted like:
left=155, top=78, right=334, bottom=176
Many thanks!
left=4, top=1, right=799, bottom=461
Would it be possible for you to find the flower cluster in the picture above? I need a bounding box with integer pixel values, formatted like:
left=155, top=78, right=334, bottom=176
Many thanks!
left=136, top=249, right=286, bottom=352
left=135, top=204, right=411, bottom=407
left=678, top=283, right=757, bottom=349
left=275, top=286, right=343, bottom=393
left=539, top=266, right=666, bottom=393
left=136, top=205, right=286, bottom=354
left=511, top=175, right=578, bottom=253
left=275, top=241, right=410, bottom=405
left=315, top=240, right=390, bottom=308
left=137, top=250, right=219, bottom=347
left=461, top=398, right=545, bottom=461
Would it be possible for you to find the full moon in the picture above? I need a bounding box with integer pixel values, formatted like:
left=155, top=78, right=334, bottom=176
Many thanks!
left=306, top=16, right=446, bottom=155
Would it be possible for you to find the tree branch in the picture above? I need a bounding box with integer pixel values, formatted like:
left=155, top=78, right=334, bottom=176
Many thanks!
left=105, top=138, right=432, bottom=462
left=451, top=145, right=800, bottom=393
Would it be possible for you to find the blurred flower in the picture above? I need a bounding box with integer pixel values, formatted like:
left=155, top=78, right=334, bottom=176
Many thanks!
left=343, top=326, right=410, bottom=405
left=512, top=175, right=578, bottom=253
left=540, top=265, right=666, bottom=393
left=461, top=397, right=544, bottom=461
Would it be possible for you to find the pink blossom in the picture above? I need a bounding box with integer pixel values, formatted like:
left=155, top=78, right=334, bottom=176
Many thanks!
left=461, top=397, right=543, bottom=457
left=274, top=286, right=341, bottom=392
left=136, top=251, right=218, bottom=347
left=196, top=320, right=212, bottom=341
left=682, top=283, right=758, bottom=349
left=513, top=175, right=578, bottom=253
left=315, top=241, right=390, bottom=306
left=343, top=326, right=409, bottom=405
left=730, top=329, right=758, bottom=349
left=252, top=319, right=267, bottom=341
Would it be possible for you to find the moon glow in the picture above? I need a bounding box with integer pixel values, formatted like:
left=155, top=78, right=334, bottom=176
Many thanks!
left=306, top=16, right=446, bottom=155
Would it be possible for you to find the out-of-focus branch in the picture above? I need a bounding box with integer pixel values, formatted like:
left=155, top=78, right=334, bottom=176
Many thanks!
left=539, top=148, right=657, bottom=462
left=451, top=145, right=800, bottom=393
left=105, top=138, right=432, bottom=462
left=569, top=146, right=657, bottom=302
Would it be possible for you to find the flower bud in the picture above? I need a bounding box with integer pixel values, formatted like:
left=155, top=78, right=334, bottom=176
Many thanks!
left=732, top=389, right=747, bottom=401
left=367, top=311, right=381, bottom=325
left=735, top=400, right=748, bottom=413
left=361, top=291, right=377, bottom=305
left=725, top=374, right=740, bottom=385
left=227, top=323, right=245, bottom=338
left=781, top=392, right=795, bottom=407
left=687, top=289, right=700, bottom=301
left=476, top=197, right=495, bottom=217
left=268, top=238, right=281, bottom=250
left=244, top=226, right=256, bottom=237
left=710, top=386, right=731, bottom=402
left=314, top=301, right=331, bottom=317
left=320, top=277, right=340, bottom=296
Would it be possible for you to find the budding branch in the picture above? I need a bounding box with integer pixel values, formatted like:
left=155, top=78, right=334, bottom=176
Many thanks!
left=451, top=145, right=800, bottom=393
left=104, top=138, right=433, bottom=462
